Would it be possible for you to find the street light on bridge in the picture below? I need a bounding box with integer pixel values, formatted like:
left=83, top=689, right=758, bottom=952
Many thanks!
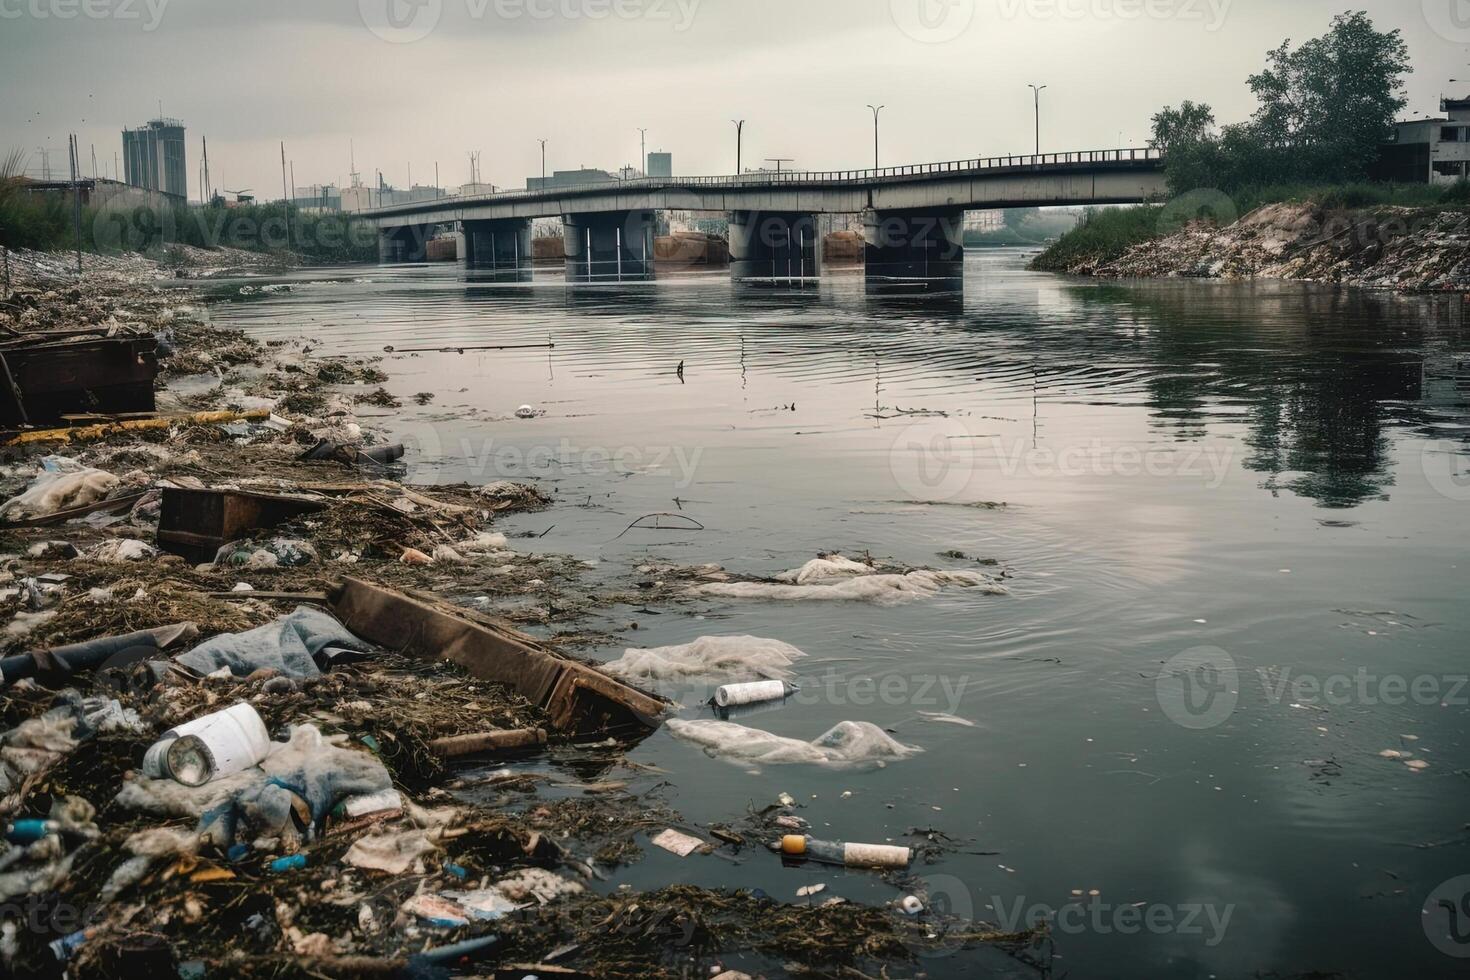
left=537, top=138, right=548, bottom=184
left=1028, top=83, right=1047, bottom=156
left=867, top=104, right=885, bottom=170
left=731, top=119, right=745, bottom=174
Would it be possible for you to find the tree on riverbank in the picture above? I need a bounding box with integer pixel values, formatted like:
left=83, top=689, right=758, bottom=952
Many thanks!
left=1153, top=11, right=1411, bottom=195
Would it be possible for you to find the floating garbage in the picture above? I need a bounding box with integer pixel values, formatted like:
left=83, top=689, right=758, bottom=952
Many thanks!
left=690, top=569, right=1008, bottom=606
left=603, top=635, right=806, bottom=685
left=665, top=719, right=921, bottom=769
left=714, top=679, right=799, bottom=708
left=515, top=404, right=538, bottom=419
left=779, top=834, right=911, bottom=869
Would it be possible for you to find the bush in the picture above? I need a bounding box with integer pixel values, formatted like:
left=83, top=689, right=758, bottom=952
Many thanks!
left=1028, top=205, right=1161, bottom=272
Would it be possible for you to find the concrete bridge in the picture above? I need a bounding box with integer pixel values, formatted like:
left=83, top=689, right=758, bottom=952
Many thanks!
left=364, top=148, right=1166, bottom=292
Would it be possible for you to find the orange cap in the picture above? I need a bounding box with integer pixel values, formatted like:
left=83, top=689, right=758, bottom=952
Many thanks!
left=780, top=835, right=808, bottom=855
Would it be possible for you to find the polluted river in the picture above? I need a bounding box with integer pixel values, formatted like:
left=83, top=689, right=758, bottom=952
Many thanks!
left=180, top=247, right=1470, bottom=979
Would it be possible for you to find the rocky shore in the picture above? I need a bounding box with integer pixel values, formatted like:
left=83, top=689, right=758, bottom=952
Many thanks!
left=1036, top=202, right=1470, bottom=292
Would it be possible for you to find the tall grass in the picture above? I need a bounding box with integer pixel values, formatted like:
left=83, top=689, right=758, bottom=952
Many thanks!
left=1028, top=206, right=1162, bottom=272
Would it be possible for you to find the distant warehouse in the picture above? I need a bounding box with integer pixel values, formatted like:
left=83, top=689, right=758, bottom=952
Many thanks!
left=123, top=118, right=187, bottom=200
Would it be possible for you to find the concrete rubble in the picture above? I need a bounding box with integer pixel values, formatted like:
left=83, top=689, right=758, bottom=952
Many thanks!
left=1062, top=202, right=1470, bottom=291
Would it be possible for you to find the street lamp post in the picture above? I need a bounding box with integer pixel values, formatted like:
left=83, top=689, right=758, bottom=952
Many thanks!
left=867, top=104, right=885, bottom=170
left=731, top=119, right=745, bottom=174
left=538, top=138, right=548, bottom=185
left=1028, top=84, right=1047, bottom=156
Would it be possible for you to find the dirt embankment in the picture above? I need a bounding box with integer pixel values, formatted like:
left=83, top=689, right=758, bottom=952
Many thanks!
left=1048, top=202, right=1470, bottom=291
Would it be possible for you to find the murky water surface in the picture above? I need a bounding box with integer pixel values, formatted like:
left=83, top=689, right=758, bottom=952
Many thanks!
left=204, top=250, right=1470, bottom=978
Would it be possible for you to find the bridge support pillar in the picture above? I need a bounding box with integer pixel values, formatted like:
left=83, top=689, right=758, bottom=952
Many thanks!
left=562, top=211, right=655, bottom=282
left=863, top=207, right=965, bottom=294
left=463, top=218, right=533, bottom=280
left=729, top=211, right=821, bottom=286
left=378, top=225, right=431, bottom=264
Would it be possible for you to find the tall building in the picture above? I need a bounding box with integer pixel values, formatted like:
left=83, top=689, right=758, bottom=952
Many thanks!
left=122, top=118, right=187, bottom=199
left=647, top=151, right=673, bottom=178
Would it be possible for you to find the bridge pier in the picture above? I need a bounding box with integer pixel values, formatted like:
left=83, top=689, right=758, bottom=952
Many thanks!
left=378, top=225, right=432, bottom=264
left=729, top=211, right=821, bottom=286
left=562, top=210, right=655, bottom=282
left=463, top=218, right=533, bottom=280
left=863, top=207, right=965, bottom=294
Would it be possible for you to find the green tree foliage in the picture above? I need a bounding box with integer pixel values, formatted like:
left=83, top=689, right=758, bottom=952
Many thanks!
left=1155, top=11, right=1411, bottom=194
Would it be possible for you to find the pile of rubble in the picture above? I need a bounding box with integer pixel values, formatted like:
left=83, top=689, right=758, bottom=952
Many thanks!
left=1077, top=202, right=1470, bottom=291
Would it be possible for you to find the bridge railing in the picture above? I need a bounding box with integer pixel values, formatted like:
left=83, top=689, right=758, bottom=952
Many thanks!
left=366, top=147, right=1163, bottom=216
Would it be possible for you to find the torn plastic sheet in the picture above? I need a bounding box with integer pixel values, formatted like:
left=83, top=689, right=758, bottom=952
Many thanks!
left=0, top=459, right=120, bottom=522
left=775, top=555, right=872, bottom=585
left=173, top=607, right=371, bottom=679
left=1, top=691, right=144, bottom=805
left=690, top=569, right=1009, bottom=606
left=601, top=635, right=806, bottom=686
left=665, top=719, right=921, bottom=768
left=0, top=623, right=198, bottom=688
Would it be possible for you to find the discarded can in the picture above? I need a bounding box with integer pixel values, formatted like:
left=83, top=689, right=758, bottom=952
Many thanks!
left=714, top=679, right=798, bottom=708
left=48, top=927, right=95, bottom=962
left=5, top=819, right=59, bottom=844
left=269, top=854, right=308, bottom=873
left=143, top=702, right=271, bottom=787
left=779, top=835, right=911, bottom=869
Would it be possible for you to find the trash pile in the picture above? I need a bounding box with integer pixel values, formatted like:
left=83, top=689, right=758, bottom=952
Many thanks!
left=1072, top=202, right=1470, bottom=291
left=0, top=252, right=1046, bottom=977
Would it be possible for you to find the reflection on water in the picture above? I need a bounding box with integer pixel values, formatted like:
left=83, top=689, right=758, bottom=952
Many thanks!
left=204, top=251, right=1470, bottom=979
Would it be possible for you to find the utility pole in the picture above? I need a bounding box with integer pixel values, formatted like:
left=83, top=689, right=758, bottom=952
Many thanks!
left=435, top=161, right=439, bottom=198
left=867, top=105, right=885, bottom=170
left=202, top=136, right=211, bottom=202
left=538, top=139, right=548, bottom=185
left=69, top=135, right=82, bottom=274
left=731, top=119, right=744, bottom=174
left=638, top=128, right=647, bottom=176
left=1028, top=83, right=1047, bottom=156
left=280, top=143, right=291, bottom=245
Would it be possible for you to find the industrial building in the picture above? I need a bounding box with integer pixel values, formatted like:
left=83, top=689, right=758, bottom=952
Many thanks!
left=122, top=118, right=187, bottom=199
left=526, top=168, right=617, bottom=192
left=1375, top=96, right=1470, bottom=184
left=646, top=151, right=673, bottom=178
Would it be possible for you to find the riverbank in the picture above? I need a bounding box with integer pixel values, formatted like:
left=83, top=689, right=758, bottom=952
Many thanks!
left=0, top=251, right=1038, bottom=979
left=1030, top=199, right=1470, bottom=292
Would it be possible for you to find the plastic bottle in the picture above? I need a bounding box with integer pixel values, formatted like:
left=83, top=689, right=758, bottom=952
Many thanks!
left=269, top=854, right=308, bottom=873
left=5, top=819, right=60, bottom=845
left=714, top=680, right=799, bottom=708
left=779, top=834, right=911, bottom=869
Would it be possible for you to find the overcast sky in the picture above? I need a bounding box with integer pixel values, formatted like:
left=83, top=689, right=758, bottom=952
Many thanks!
left=2, top=0, right=1466, bottom=199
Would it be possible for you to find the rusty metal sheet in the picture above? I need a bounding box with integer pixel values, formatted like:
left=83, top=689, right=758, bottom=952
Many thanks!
left=328, top=577, right=667, bottom=739
left=157, top=487, right=327, bottom=563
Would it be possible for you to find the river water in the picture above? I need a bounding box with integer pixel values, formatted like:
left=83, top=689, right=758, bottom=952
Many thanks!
left=204, top=250, right=1470, bottom=978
